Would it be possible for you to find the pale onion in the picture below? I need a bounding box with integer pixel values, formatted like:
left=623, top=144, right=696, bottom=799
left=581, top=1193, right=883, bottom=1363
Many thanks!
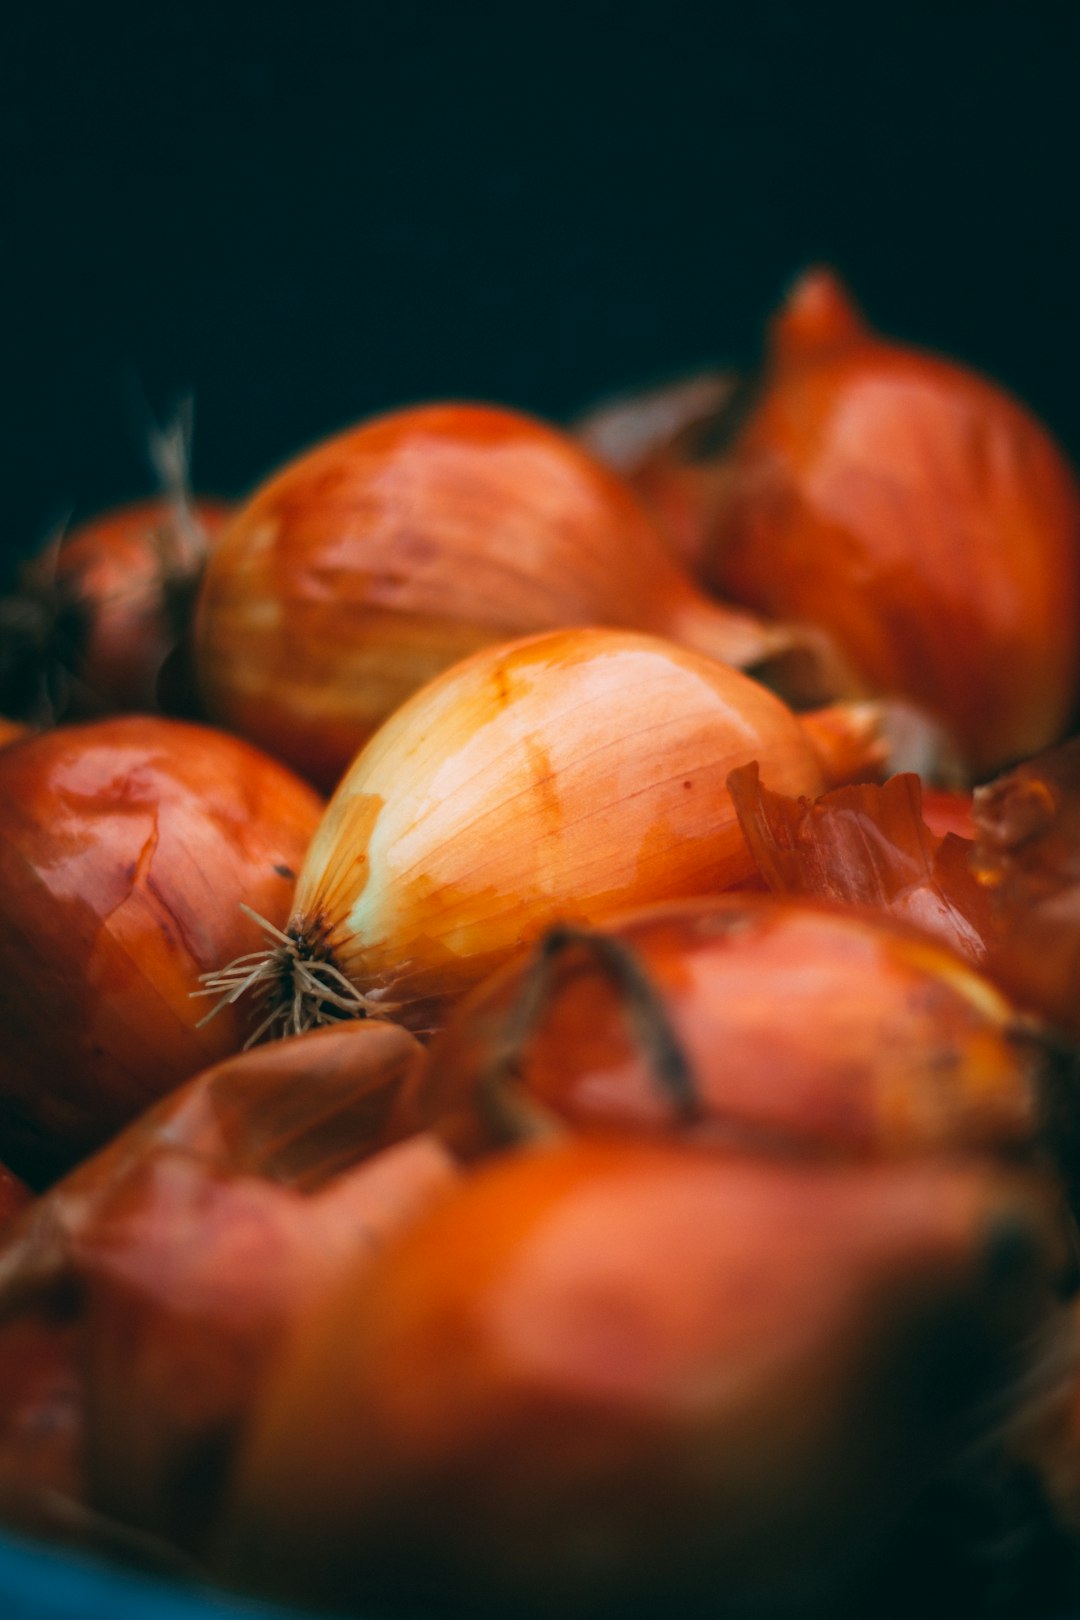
left=203, top=627, right=888, bottom=1040
left=191, top=401, right=815, bottom=790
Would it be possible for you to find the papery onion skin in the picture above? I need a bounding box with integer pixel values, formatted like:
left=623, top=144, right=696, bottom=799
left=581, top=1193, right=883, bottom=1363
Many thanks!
left=0, top=716, right=323, bottom=1184
left=706, top=268, right=1080, bottom=777
left=193, top=402, right=797, bottom=790
left=393, top=895, right=1039, bottom=1165
left=217, top=1137, right=1063, bottom=1618
left=726, top=763, right=998, bottom=968
left=272, top=628, right=871, bottom=1037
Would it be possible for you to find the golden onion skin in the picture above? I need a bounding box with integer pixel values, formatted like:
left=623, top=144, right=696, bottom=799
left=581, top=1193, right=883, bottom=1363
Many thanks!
left=283, top=628, right=859, bottom=1035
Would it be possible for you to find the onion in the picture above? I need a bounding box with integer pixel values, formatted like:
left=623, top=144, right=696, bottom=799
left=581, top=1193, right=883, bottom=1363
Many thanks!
left=0, top=716, right=322, bottom=1183
left=392, top=894, right=1041, bottom=1164
left=192, top=401, right=815, bottom=790
left=0, top=497, right=230, bottom=724
left=217, top=1137, right=1063, bottom=1617
left=0, top=1021, right=440, bottom=1555
left=203, top=627, right=888, bottom=1041
left=704, top=267, right=1080, bottom=777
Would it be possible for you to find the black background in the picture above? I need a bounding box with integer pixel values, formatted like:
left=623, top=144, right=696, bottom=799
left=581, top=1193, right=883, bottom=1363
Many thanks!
left=4, top=2, right=1080, bottom=567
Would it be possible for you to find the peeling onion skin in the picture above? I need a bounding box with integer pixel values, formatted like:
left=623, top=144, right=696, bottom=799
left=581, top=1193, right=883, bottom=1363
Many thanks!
left=0, top=716, right=323, bottom=1185
left=392, top=895, right=1041, bottom=1165
left=706, top=268, right=1080, bottom=778
left=276, top=628, right=880, bottom=1038
left=192, top=402, right=797, bottom=791
left=217, top=1138, right=1064, bottom=1618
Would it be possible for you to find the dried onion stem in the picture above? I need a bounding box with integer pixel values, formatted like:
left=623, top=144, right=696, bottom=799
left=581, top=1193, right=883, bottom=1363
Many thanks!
left=194, top=905, right=392, bottom=1047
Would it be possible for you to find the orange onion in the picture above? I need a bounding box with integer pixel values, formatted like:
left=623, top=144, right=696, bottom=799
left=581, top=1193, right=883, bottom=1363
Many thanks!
left=0, top=496, right=231, bottom=724
left=202, top=627, right=888, bottom=1042
left=0, top=716, right=322, bottom=1184
left=192, top=401, right=814, bottom=790
left=704, top=267, right=1080, bottom=777
left=217, top=1137, right=1064, bottom=1617
left=391, top=895, right=1041, bottom=1165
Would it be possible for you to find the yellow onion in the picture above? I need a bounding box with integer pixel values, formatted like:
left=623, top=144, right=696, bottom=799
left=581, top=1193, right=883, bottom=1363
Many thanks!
left=191, top=401, right=814, bottom=790
left=202, top=627, right=888, bottom=1040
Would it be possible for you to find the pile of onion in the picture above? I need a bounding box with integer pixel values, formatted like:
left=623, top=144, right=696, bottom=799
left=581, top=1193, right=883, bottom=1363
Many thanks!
left=3, top=282, right=1080, bottom=1620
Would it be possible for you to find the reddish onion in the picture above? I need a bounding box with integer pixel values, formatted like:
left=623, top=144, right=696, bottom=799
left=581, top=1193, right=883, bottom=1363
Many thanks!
left=202, top=627, right=888, bottom=1042
left=192, top=402, right=814, bottom=790
left=704, top=268, right=1080, bottom=777
left=391, top=895, right=1042, bottom=1165
left=0, top=496, right=230, bottom=724
left=0, top=716, right=322, bottom=1183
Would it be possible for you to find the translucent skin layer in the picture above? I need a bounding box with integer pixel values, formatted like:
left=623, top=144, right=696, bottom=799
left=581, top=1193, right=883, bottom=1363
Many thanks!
left=708, top=271, right=1080, bottom=777
left=0, top=717, right=322, bottom=1183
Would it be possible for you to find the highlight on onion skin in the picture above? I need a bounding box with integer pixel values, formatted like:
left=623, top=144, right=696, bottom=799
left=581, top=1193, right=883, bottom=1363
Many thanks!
left=203, top=627, right=889, bottom=1044
left=703, top=267, right=1080, bottom=779
left=216, top=1137, right=1066, bottom=1618
left=192, top=401, right=808, bottom=791
left=0, top=716, right=323, bottom=1185
left=389, top=895, right=1043, bottom=1166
